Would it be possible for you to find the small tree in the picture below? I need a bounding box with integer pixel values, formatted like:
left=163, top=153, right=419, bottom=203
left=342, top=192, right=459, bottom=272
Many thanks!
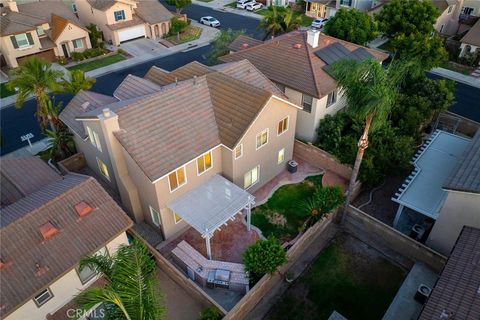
left=86, top=23, right=104, bottom=48
left=167, top=0, right=191, bottom=14
left=304, top=185, right=344, bottom=219
left=243, top=237, right=287, bottom=282
left=324, top=8, right=378, bottom=46
left=206, top=29, right=245, bottom=64
left=170, top=17, right=188, bottom=41
left=61, top=70, right=96, bottom=95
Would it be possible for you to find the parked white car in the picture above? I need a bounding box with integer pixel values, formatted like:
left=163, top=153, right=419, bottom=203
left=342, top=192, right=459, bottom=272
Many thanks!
left=237, top=0, right=254, bottom=9
left=246, top=2, right=263, bottom=11
left=200, top=16, right=221, bottom=27
left=311, top=18, right=328, bottom=29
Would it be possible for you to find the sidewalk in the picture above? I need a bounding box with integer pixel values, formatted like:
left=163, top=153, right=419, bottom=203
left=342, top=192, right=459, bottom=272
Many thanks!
left=2, top=138, right=50, bottom=159
left=192, top=0, right=263, bottom=20
left=430, top=67, right=480, bottom=89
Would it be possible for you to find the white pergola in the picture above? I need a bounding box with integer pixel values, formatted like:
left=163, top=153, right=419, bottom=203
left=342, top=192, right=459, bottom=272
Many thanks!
left=168, top=174, right=255, bottom=260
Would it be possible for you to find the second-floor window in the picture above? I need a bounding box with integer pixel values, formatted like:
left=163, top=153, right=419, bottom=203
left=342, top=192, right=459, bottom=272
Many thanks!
left=302, top=94, right=313, bottom=113
left=234, top=144, right=243, bottom=159
left=462, top=7, right=474, bottom=15
left=256, top=129, right=269, bottom=149
left=11, top=33, right=32, bottom=49
left=168, top=166, right=186, bottom=192
left=327, top=90, right=337, bottom=107
left=340, top=0, right=352, bottom=6
left=114, top=10, right=126, bottom=22
left=277, top=117, right=288, bottom=135
left=33, top=288, right=53, bottom=307
left=87, top=126, right=102, bottom=152
left=197, top=151, right=212, bottom=175
left=97, top=158, right=110, bottom=181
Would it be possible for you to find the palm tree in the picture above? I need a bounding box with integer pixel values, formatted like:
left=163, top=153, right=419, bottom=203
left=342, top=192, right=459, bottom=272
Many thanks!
left=282, top=8, right=302, bottom=32
left=328, top=59, right=408, bottom=222
left=7, top=57, right=63, bottom=127
left=259, top=6, right=283, bottom=39
left=44, top=125, right=75, bottom=161
left=76, top=240, right=165, bottom=320
left=62, top=70, right=96, bottom=95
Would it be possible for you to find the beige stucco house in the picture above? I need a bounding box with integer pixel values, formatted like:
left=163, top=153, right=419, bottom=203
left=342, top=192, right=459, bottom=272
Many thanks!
left=221, top=30, right=388, bottom=142
left=0, top=0, right=91, bottom=68
left=433, top=0, right=464, bottom=35
left=0, top=157, right=132, bottom=320
left=304, top=0, right=379, bottom=19
left=75, top=0, right=173, bottom=46
left=60, top=60, right=300, bottom=249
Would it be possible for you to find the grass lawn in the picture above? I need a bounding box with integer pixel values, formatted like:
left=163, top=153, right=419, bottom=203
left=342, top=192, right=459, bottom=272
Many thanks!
left=251, top=175, right=323, bottom=241
left=225, top=1, right=237, bottom=8
left=255, top=8, right=314, bottom=27
left=0, top=82, right=16, bottom=98
left=167, top=26, right=203, bottom=45
left=441, top=61, right=474, bottom=75
left=67, top=54, right=126, bottom=72
left=267, top=235, right=406, bottom=320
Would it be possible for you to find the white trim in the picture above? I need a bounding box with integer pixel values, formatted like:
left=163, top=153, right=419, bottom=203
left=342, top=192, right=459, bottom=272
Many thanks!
left=277, top=116, right=289, bottom=136
left=272, top=94, right=303, bottom=110
left=149, top=206, right=161, bottom=227
left=255, top=128, right=269, bottom=150
left=196, top=150, right=213, bottom=176
left=96, top=157, right=111, bottom=181
left=33, top=288, right=53, bottom=307
left=244, top=165, right=260, bottom=189
left=234, top=143, right=243, bottom=160
left=168, top=165, right=188, bottom=193
left=278, top=148, right=285, bottom=164
left=173, top=211, right=183, bottom=224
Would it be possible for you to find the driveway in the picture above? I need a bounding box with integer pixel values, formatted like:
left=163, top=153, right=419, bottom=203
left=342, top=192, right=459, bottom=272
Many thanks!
left=119, top=38, right=170, bottom=57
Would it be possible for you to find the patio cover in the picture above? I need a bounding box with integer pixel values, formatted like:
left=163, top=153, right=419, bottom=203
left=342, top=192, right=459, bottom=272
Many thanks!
left=168, top=174, right=255, bottom=259
left=392, top=131, right=470, bottom=223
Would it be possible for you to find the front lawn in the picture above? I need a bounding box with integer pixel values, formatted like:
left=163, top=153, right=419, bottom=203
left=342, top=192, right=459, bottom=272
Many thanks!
left=267, top=235, right=406, bottom=320
left=0, top=82, right=16, bottom=98
left=252, top=175, right=323, bottom=241
left=67, top=54, right=126, bottom=72
left=167, top=26, right=203, bottom=45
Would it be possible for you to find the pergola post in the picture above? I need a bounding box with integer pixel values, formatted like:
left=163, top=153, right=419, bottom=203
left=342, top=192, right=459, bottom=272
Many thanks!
left=246, top=202, right=252, bottom=231
left=393, top=204, right=404, bottom=228
left=205, top=234, right=212, bottom=260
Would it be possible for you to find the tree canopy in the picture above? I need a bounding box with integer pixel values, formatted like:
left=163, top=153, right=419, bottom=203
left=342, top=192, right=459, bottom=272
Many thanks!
left=166, top=0, right=191, bottom=13
left=323, top=8, right=378, bottom=46
left=258, top=6, right=302, bottom=39
left=206, top=28, right=245, bottom=64
left=243, top=237, right=287, bottom=282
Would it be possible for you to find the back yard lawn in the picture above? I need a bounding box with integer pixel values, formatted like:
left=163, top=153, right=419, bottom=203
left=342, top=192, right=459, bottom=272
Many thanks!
left=252, top=175, right=323, bottom=241
left=266, top=234, right=406, bottom=320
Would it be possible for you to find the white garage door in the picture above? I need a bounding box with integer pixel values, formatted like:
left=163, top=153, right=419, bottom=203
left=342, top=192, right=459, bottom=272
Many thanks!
left=118, top=25, right=146, bottom=43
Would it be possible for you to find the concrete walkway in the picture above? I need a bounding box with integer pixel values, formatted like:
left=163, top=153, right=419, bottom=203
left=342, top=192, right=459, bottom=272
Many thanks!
left=192, top=0, right=263, bottom=20
left=430, top=67, right=480, bottom=89
left=2, top=137, right=50, bottom=159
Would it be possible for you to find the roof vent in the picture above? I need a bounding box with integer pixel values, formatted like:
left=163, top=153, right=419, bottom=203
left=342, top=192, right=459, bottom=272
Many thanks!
left=35, top=262, right=50, bottom=277
left=193, top=75, right=197, bottom=85
left=102, top=108, right=111, bottom=117
left=81, top=101, right=90, bottom=110
left=0, top=259, right=11, bottom=270
left=75, top=201, right=93, bottom=218
left=39, top=222, right=59, bottom=241
left=175, top=77, right=178, bottom=86
left=293, top=43, right=302, bottom=49
left=241, top=43, right=249, bottom=49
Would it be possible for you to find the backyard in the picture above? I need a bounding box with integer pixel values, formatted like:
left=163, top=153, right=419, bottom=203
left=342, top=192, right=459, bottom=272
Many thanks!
left=266, top=234, right=406, bottom=320
left=251, top=175, right=323, bottom=241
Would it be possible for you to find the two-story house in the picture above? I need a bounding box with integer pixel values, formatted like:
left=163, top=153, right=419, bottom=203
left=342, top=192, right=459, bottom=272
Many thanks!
left=0, top=0, right=92, bottom=68
left=0, top=156, right=132, bottom=320
left=59, top=59, right=300, bottom=251
left=221, top=30, right=388, bottom=142
left=305, top=0, right=379, bottom=19
left=75, top=0, right=173, bottom=46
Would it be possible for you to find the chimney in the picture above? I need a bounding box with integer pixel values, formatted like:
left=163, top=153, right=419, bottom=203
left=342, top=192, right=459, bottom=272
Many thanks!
left=102, top=108, right=111, bottom=118
left=39, top=222, right=59, bottom=241
left=307, top=29, right=320, bottom=49
left=6, top=0, right=18, bottom=12
left=75, top=201, right=93, bottom=218
left=193, top=75, right=197, bottom=85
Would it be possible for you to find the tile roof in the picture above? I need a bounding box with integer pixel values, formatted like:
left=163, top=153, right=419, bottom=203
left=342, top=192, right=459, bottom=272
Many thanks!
left=144, top=61, right=213, bottom=86
left=461, top=20, right=480, bottom=47
left=418, top=226, right=480, bottom=320
left=106, top=14, right=145, bottom=30
left=86, top=0, right=117, bottom=11
left=228, top=35, right=263, bottom=52
left=220, top=31, right=388, bottom=98
left=134, top=0, right=173, bottom=24
left=59, top=91, right=118, bottom=138
left=0, top=8, right=46, bottom=36
left=443, top=130, right=480, bottom=193
left=1, top=157, right=62, bottom=206
left=0, top=168, right=132, bottom=317
left=113, top=74, right=162, bottom=100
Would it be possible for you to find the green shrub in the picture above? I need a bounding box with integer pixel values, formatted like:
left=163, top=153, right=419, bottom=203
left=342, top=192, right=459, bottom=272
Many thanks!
left=198, top=307, right=221, bottom=320
left=71, top=51, right=85, bottom=61
left=117, top=48, right=126, bottom=55
left=243, top=237, right=287, bottom=283
left=304, top=185, right=344, bottom=218
left=170, top=17, right=188, bottom=35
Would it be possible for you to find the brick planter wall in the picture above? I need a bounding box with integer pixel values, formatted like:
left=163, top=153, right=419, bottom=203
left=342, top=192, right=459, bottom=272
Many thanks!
left=58, top=152, right=86, bottom=174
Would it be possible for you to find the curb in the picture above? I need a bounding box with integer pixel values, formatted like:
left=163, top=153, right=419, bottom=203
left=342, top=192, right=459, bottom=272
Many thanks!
left=429, top=68, right=480, bottom=89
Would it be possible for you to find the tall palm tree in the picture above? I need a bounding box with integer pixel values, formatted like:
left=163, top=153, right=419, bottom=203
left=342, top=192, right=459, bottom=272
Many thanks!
left=259, top=6, right=283, bottom=39
left=76, top=240, right=165, bottom=320
left=7, top=57, right=63, bottom=127
left=44, top=126, right=75, bottom=161
left=282, top=8, right=302, bottom=32
left=61, top=70, right=96, bottom=95
left=328, top=59, right=408, bottom=222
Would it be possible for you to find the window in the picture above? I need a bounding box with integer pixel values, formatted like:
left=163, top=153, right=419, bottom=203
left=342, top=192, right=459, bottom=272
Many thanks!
left=73, top=39, right=83, bottom=49
left=302, top=94, right=313, bottom=113
left=33, top=288, right=53, bottom=307
left=278, top=148, right=285, bottom=164
left=36, top=27, right=45, bottom=37
left=173, top=212, right=182, bottom=224
left=71, top=3, right=77, bottom=13
left=462, top=6, right=474, bottom=15
left=114, top=10, right=126, bottom=21
left=256, top=129, right=269, bottom=149
left=13, top=33, right=31, bottom=48
left=197, top=151, right=212, bottom=175
left=439, top=24, right=444, bottom=33
left=168, top=166, right=186, bottom=192
left=77, top=264, right=96, bottom=284
left=97, top=158, right=110, bottom=180
left=326, top=90, right=337, bottom=107
left=277, top=117, right=288, bottom=135
left=340, top=0, right=352, bottom=6
left=87, top=126, right=102, bottom=152
left=244, top=166, right=260, bottom=189
left=447, top=5, right=453, bottom=14
left=234, top=144, right=243, bottom=159
left=150, top=206, right=161, bottom=227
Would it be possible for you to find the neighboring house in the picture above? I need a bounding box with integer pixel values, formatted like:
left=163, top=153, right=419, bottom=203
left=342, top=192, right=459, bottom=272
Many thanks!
left=418, top=226, right=480, bottom=319
left=433, top=0, right=464, bottom=35
left=305, top=0, right=378, bottom=19
left=459, top=19, right=480, bottom=58
left=0, top=156, right=132, bottom=320
left=75, top=0, right=173, bottom=46
left=221, top=30, right=388, bottom=142
left=266, top=0, right=289, bottom=7
left=461, top=0, right=480, bottom=17
left=0, top=0, right=91, bottom=68
left=60, top=59, right=300, bottom=245
left=392, top=130, right=480, bottom=256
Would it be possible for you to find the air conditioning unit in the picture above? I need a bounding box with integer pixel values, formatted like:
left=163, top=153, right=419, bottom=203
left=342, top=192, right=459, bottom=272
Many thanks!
left=414, top=284, right=432, bottom=304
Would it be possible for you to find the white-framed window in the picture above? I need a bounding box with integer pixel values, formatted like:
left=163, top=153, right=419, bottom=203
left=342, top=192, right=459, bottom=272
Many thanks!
left=149, top=206, right=161, bottom=227
left=256, top=129, right=269, bottom=150
left=447, top=5, right=454, bottom=14
left=244, top=165, right=260, bottom=189
left=234, top=144, right=243, bottom=159
left=97, top=158, right=110, bottom=181
left=72, top=3, right=77, bottom=13
left=327, top=90, right=337, bottom=107
left=277, top=117, right=289, bottom=136
left=439, top=24, right=444, bottom=33
left=77, top=264, right=96, bottom=284
left=168, top=166, right=187, bottom=192
left=302, top=94, right=313, bottom=113
left=114, top=10, right=126, bottom=21
left=197, top=151, right=212, bottom=175
left=36, top=26, right=45, bottom=37
left=73, top=38, right=83, bottom=49
left=33, top=288, right=53, bottom=307
left=462, top=6, right=474, bottom=15
left=173, top=212, right=182, bottom=224
left=14, top=33, right=31, bottom=48
left=87, top=126, right=102, bottom=152
left=278, top=148, right=285, bottom=164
